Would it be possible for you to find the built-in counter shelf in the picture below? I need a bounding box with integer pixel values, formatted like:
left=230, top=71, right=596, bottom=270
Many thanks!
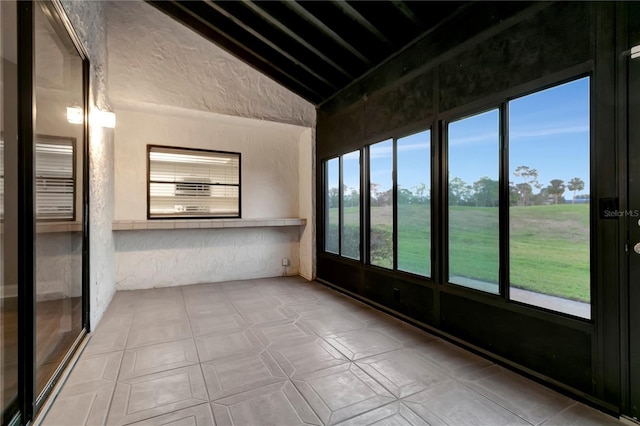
left=112, top=218, right=306, bottom=231
left=37, top=222, right=83, bottom=233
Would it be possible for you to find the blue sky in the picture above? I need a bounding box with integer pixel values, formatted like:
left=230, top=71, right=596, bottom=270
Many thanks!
left=331, top=77, right=590, bottom=198
left=450, top=77, right=590, bottom=195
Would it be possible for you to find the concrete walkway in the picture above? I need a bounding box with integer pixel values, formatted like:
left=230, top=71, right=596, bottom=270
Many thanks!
left=450, top=276, right=590, bottom=319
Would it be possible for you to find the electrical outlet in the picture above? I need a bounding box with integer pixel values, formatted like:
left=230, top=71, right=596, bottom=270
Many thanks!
left=282, top=257, right=290, bottom=267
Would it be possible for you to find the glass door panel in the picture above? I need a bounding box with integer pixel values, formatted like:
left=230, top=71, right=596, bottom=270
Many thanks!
left=34, top=1, right=85, bottom=397
left=1, top=0, right=18, bottom=421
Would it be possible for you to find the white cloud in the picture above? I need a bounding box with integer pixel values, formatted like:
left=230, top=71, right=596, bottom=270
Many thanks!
left=448, top=132, right=497, bottom=146
left=510, top=125, right=588, bottom=139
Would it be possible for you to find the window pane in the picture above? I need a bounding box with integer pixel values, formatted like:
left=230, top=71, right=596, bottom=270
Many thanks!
left=148, top=146, right=240, bottom=218
left=397, top=130, right=430, bottom=276
left=325, top=158, right=339, bottom=254
left=509, top=77, right=590, bottom=319
left=341, top=151, right=360, bottom=260
left=369, top=139, right=393, bottom=268
left=448, top=110, right=500, bottom=293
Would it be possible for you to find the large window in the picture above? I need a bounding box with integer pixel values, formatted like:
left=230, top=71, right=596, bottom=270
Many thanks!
left=148, top=146, right=240, bottom=219
left=323, top=151, right=361, bottom=260
left=397, top=130, right=431, bottom=276
left=448, top=110, right=500, bottom=293
left=323, top=132, right=432, bottom=277
left=442, top=77, right=591, bottom=319
left=508, top=77, right=590, bottom=318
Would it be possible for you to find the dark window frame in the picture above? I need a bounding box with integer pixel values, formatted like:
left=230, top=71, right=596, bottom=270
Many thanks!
left=321, top=149, right=363, bottom=260
left=365, top=128, right=434, bottom=278
left=323, top=155, right=340, bottom=255
left=320, top=126, right=434, bottom=278
left=147, top=145, right=242, bottom=220
left=440, top=73, right=593, bottom=321
left=444, top=107, right=502, bottom=294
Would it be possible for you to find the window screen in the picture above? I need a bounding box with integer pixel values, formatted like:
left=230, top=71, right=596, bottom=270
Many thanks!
left=148, top=146, right=240, bottom=218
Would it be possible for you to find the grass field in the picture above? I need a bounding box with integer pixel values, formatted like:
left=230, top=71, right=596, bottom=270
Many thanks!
left=328, top=203, right=590, bottom=303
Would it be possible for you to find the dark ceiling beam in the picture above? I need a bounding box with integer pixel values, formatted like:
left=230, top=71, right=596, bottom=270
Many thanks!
left=390, top=0, right=422, bottom=28
left=331, top=0, right=393, bottom=48
left=204, top=0, right=339, bottom=91
left=283, top=1, right=372, bottom=67
left=158, top=1, right=325, bottom=102
left=242, top=0, right=354, bottom=80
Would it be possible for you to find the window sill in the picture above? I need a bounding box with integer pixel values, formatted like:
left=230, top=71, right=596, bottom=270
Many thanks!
left=112, top=218, right=306, bottom=231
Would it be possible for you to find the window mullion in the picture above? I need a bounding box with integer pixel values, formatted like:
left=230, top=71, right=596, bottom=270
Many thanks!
left=338, top=155, right=343, bottom=256
left=392, top=138, right=398, bottom=271
left=500, top=103, right=510, bottom=300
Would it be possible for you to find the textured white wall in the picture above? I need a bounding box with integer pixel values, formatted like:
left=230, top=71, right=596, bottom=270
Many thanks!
left=112, top=105, right=307, bottom=290
left=105, top=0, right=317, bottom=291
left=107, top=0, right=315, bottom=128
left=115, top=228, right=300, bottom=290
left=298, top=128, right=316, bottom=280
left=113, top=106, right=304, bottom=221
left=61, top=0, right=115, bottom=330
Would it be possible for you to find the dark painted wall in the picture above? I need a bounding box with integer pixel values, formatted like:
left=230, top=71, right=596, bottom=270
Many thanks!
left=316, top=1, right=623, bottom=412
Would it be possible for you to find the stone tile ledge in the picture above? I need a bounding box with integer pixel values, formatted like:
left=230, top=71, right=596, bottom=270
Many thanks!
left=112, top=218, right=306, bottom=231
left=36, top=222, right=83, bottom=233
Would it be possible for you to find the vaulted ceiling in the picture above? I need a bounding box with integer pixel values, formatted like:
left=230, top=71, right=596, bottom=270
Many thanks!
left=146, top=1, right=469, bottom=106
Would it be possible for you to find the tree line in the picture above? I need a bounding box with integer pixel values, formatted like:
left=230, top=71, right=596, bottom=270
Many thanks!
left=450, top=166, right=586, bottom=207
left=327, top=166, right=587, bottom=208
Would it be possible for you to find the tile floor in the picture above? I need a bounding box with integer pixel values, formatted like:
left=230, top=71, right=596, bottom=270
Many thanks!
left=40, top=276, right=623, bottom=426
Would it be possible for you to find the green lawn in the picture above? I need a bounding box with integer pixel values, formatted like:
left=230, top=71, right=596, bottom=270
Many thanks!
left=327, top=203, right=590, bottom=303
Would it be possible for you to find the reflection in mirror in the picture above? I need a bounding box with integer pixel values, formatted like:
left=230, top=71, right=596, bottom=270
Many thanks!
left=34, top=1, right=84, bottom=397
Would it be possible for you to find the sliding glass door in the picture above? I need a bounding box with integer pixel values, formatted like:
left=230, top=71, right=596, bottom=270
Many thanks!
left=2, top=1, right=90, bottom=422
left=33, top=0, right=87, bottom=401
left=1, top=1, right=19, bottom=423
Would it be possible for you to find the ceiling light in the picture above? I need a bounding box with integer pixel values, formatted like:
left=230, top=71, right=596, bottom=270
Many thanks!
left=92, top=110, right=116, bottom=128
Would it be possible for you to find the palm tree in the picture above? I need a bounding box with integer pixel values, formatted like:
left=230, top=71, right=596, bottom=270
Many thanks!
left=547, top=179, right=566, bottom=205
left=567, top=177, right=585, bottom=204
